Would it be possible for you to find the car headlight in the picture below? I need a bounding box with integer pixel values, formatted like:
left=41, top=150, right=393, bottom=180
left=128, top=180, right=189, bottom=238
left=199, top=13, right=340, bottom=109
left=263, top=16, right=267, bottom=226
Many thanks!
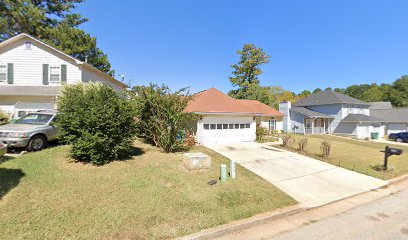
left=7, top=132, right=28, bottom=138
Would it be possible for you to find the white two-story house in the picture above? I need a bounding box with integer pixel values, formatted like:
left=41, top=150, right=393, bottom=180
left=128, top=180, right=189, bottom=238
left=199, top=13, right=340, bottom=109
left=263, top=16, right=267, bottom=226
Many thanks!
left=279, top=90, right=386, bottom=139
left=0, top=33, right=127, bottom=118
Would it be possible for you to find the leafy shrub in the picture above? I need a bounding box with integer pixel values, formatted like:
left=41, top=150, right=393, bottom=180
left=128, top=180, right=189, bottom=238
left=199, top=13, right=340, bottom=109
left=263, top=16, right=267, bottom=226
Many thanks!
left=130, top=84, right=195, bottom=152
left=320, top=140, right=332, bottom=159
left=281, top=134, right=295, bottom=147
left=256, top=126, right=268, bottom=141
left=297, top=138, right=308, bottom=152
left=183, top=129, right=197, bottom=147
left=56, top=83, right=137, bottom=165
left=0, top=110, right=9, bottom=125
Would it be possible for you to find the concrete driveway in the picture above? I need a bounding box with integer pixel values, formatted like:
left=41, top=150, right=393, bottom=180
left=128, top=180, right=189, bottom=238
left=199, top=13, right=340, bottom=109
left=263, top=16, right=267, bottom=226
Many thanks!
left=206, top=142, right=388, bottom=207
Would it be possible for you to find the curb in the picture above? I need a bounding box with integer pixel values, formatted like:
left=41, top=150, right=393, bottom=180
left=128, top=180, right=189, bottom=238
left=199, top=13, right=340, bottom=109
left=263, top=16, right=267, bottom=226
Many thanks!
left=178, top=205, right=304, bottom=240
left=388, top=173, right=408, bottom=184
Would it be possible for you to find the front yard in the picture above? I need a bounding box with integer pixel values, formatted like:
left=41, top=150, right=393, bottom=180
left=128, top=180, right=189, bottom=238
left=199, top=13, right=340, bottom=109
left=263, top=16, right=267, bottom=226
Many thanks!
left=0, top=140, right=295, bottom=240
left=287, top=135, right=408, bottom=179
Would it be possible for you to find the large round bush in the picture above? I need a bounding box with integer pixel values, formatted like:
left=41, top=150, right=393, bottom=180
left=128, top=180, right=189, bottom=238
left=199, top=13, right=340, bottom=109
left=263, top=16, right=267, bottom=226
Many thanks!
left=57, top=83, right=137, bottom=165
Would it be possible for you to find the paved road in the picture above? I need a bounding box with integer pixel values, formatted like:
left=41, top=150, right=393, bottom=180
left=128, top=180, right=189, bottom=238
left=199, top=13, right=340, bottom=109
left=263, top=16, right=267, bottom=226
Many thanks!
left=207, top=142, right=387, bottom=207
left=272, top=187, right=408, bottom=240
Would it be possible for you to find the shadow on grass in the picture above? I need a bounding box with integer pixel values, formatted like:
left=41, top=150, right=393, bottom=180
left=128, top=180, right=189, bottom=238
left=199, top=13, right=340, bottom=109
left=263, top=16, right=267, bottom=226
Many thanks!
left=0, top=168, right=25, bottom=199
left=118, top=146, right=145, bottom=161
left=0, top=154, right=16, bottom=164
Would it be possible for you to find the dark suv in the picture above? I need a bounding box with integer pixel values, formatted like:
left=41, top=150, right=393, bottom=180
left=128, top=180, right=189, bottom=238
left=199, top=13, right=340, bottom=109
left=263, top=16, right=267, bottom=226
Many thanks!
left=388, top=132, right=408, bottom=143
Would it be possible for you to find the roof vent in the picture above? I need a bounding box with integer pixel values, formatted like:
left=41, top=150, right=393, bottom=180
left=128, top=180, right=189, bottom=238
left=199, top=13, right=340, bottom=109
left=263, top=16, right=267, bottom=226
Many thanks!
left=25, top=41, right=32, bottom=50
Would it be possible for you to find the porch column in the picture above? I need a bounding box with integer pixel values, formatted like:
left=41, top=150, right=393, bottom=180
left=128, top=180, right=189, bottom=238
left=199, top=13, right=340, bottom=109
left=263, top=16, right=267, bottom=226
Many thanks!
left=323, top=118, right=326, bottom=134
left=311, top=118, right=314, bottom=134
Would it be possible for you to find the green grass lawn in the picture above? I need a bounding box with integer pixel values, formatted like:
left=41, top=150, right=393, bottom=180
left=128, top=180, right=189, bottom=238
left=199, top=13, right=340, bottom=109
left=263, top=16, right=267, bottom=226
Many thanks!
left=0, top=140, right=295, bottom=240
left=287, top=135, right=408, bottom=179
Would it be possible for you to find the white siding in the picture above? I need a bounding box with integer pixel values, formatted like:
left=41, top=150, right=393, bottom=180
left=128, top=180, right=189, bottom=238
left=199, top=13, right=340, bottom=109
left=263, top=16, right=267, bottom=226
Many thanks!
left=0, top=95, right=56, bottom=117
left=196, top=115, right=256, bottom=145
left=81, top=68, right=123, bottom=91
left=0, top=38, right=81, bottom=86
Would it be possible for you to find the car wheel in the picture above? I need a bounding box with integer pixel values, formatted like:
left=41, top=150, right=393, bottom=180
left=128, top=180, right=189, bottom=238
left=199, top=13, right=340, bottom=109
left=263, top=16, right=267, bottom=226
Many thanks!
left=397, top=138, right=403, bottom=143
left=27, top=135, right=47, bottom=152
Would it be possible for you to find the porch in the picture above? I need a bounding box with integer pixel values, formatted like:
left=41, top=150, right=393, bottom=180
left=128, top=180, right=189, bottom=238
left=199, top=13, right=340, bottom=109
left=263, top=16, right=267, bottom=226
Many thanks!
left=304, top=118, right=331, bottom=134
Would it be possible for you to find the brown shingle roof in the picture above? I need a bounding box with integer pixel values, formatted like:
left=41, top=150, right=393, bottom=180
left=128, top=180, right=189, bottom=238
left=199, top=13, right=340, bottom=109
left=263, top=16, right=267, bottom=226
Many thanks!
left=185, top=88, right=283, bottom=117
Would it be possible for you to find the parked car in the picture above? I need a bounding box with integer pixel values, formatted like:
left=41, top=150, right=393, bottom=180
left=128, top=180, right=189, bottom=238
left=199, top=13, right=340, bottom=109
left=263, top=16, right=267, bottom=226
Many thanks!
left=0, top=111, right=58, bottom=151
left=388, top=132, right=408, bottom=143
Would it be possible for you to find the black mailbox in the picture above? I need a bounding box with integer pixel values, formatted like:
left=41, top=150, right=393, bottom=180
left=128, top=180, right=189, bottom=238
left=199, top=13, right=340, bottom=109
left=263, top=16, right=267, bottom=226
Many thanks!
left=380, top=146, right=403, bottom=169
left=388, top=148, right=402, bottom=155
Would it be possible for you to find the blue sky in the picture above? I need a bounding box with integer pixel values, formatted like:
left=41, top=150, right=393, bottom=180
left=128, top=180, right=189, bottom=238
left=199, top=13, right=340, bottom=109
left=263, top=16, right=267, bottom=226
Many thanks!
left=77, top=0, right=408, bottom=94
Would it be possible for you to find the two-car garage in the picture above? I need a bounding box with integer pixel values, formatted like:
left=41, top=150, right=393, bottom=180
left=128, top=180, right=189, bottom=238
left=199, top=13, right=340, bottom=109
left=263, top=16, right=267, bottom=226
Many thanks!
left=197, top=115, right=256, bottom=145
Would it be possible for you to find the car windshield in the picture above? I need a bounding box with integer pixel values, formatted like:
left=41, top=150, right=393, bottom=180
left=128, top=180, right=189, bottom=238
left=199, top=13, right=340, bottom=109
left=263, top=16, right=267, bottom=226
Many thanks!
left=14, top=114, right=53, bottom=125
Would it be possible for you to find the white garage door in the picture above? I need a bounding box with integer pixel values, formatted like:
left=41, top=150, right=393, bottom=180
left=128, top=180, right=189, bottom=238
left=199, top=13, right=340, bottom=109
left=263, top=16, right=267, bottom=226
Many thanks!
left=199, top=116, right=256, bottom=145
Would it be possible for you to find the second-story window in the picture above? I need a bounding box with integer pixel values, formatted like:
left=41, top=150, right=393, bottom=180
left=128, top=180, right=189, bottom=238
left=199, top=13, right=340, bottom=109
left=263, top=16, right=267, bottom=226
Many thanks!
left=0, top=64, right=7, bottom=83
left=49, top=66, right=60, bottom=83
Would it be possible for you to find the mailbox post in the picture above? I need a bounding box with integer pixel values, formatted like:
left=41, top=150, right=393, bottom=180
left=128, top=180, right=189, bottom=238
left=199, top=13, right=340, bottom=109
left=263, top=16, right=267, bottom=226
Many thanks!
left=381, top=146, right=403, bottom=170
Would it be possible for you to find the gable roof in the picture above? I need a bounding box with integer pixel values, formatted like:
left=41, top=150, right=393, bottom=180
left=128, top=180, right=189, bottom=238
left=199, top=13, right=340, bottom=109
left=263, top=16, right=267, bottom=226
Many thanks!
left=294, top=90, right=370, bottom=107
left=341, top=114, right=383, bottom=123
left=370, top=102, right=393, bottom=110
left=291, top=107, right=334, bottom=118
left=371, top=109, right=408, bottom=123
left=185, top=88, right=283, bottom=117
left=237, top=99, right=284, bottom=116
left=0, top=33, right=127, bottom=89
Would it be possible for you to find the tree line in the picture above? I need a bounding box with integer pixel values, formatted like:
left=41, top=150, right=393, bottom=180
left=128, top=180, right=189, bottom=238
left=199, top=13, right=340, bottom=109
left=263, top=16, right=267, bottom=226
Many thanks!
left=228, top=44, right=408, bottom=108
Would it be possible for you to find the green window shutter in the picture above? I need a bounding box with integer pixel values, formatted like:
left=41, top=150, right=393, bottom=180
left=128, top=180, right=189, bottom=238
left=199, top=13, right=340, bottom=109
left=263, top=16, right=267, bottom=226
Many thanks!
left=7, top=63, right=13, bottom=84
left=43, top=64, right=49, bottom=85
left=61, top=64, right=67, bottom=84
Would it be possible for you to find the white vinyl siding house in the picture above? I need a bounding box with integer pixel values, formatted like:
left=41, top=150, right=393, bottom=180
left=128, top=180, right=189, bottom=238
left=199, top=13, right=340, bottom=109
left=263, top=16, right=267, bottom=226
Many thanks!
left=279, top=90, right=386, bottom=139
left=0, top=34, right=126, bottom=118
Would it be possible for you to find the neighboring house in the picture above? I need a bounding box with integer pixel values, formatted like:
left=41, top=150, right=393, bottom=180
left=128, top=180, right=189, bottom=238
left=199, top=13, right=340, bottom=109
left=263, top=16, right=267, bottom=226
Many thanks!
left=185, top=88, right=283, bottom=145
left=0, top=33, right=127, bottom=118
left=279, top=90, right=385, bottom=139
left=370, top=102, right=408, bottom=135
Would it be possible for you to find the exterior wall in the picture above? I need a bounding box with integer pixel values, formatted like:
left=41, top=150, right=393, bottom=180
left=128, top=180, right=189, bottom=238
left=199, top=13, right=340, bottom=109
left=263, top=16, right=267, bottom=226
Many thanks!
left=81, top=68, right=123, bottom=91
left=196, top=114, right=256, bottom=145
left=278, top=102, right=291, bottom=132
left=386, top=123, right=408, bottom=135
left=290, top=111, right=306, bottom=134
left=308, top=104, right=342, bottom=132
left=257, top=116, right=283, bottom=133
left=0, top=38, right=81, bottom=86
left=0, top=95, right=56, bottom=118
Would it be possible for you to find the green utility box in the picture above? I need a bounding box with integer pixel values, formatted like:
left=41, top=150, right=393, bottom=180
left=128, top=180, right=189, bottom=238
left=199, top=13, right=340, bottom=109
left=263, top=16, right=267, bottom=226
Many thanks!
left=371, top=132, right=379, bottom=140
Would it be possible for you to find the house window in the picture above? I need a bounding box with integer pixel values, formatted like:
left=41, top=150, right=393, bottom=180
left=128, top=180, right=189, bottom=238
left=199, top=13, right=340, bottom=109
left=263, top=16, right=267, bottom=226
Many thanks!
left=229, top=124, right=234, bottom=129
left=223, top=124, right=228, bottom=129
left=0, top=64, right=6, bottom=82
left=49, top=66, right=60, bottom=83
left=203, top=124, right=209, bottom=130
left=268, top=119, right=276, bottom=131
left=217, top=124, right=222, bottom=129
left=210, top=124, right=216, bottom=130
left=245, top=123, right=250, bottom=128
